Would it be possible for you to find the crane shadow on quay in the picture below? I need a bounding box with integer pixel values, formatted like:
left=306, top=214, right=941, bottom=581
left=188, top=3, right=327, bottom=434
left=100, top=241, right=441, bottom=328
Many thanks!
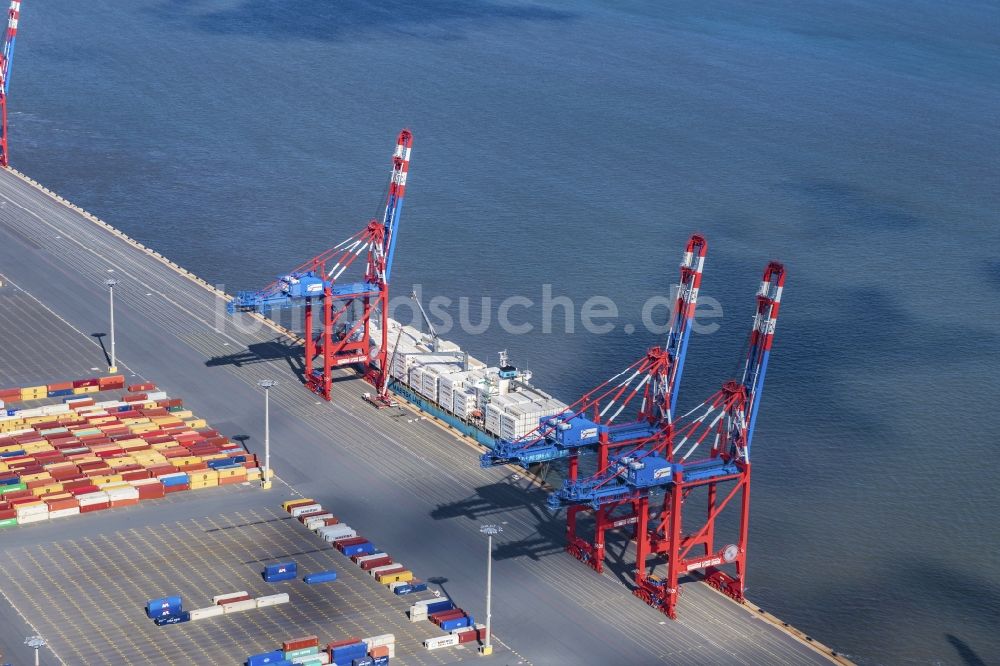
left=204, top=336, right=320, bottom=385
left=430, top=479, right=702, bottom=592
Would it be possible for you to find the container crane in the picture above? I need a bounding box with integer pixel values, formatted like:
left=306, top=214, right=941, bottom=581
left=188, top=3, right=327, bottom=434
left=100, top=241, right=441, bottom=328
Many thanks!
left=547, top=261, right=786, bottom=619
left=0, top=0, right=23, bottom=166
left=228, top=129, right=413, bottom=401
left=479, top=234, right=707, bottom=574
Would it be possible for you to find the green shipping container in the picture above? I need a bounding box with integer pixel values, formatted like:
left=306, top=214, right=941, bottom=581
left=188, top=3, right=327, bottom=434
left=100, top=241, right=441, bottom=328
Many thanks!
left=284, top=646, right=320, bottom=660
left=0, top=482, right=27, bottom=495
left=0, top=517, right=18, bottom=528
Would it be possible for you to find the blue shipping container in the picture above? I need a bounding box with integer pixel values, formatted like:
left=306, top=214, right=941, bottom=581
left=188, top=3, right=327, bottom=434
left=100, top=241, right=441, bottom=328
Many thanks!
left=0, top=450, right=25, bottom=458
left=424, top=599, right=454, bottom=614
left=47, top=389, right=73, bottom=397
left=160, top=474, right=189, bottom=487
left=154, top=611, right=190, bottom=626
left=408, top=582, right=427, bottom=593
left=352, top=658, right=375, bottom=666
left=372, top=657, right=389, bottom=666
left=440, top=615, right=473, bottom=631
left=341, top=542, right=375, bottom=557
left=246, top=650, right=285, bottom=666
left=264, top=561, right=297, bottom=577
left=146, top=596, right=182, bottom=617
left=303, top=570, right=338, bottom=584
left=0, top=476, right=21, bottom=485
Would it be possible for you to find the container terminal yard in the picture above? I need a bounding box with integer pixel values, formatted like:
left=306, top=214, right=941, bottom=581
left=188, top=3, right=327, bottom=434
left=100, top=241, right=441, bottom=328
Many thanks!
left=0, top=7, right=848, bottom=664
left=0, top=161, right=851, bottom=665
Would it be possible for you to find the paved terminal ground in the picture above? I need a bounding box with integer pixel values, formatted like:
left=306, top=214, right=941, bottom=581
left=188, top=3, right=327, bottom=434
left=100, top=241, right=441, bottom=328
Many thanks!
left=1, top=486, right=484, bottom=665
left=0, top=168, right=843, bottom=665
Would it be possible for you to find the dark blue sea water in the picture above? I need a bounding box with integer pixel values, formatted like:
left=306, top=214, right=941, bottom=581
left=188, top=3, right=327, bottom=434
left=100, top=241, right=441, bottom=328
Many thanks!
left=12, top=1, right=1000, bottom=663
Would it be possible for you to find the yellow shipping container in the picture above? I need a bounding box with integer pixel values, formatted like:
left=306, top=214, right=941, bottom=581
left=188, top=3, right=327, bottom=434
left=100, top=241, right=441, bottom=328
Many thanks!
left=89, top=474, right=124, bottom=486
left=184, top=418, right=208, bottom=429
left=172, top=410, right=193, bottom=419
left=217, top=467, right=246, bottom=479
left=0, top=443, right=23, bottom=453
left=98, top=481, right=130, bottom=490
left=121, top=417, right=151, bottom=425
left=129, top=424, right=158, bottom=434
left=32, top=483, right=64, bottom=497
left=20, top=472, right=52, bottom=483
left=188, top=470, right=219, bottom=484
left=282, top=498, right=314, bottom=511
left=105, top=456, right=137, bottom=468
left=23, top=442, right=55, bottom=453
left=246, top=468, right=262, bottom=481
left=376, top=570, right=413, bottom=584
left=0, top=462, right=8, bottom=472
left=72, top=385, right=99, bottom=394
left=20, top=386, right=47, bottom=400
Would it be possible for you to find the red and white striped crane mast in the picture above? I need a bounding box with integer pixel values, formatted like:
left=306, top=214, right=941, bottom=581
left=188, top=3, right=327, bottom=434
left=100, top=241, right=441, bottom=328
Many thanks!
left=0, top=0, right=22, bottom=166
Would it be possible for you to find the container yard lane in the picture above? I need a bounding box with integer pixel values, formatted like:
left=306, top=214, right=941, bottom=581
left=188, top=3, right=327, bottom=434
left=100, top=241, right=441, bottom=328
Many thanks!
left=0, top=167, right=841, bottom=665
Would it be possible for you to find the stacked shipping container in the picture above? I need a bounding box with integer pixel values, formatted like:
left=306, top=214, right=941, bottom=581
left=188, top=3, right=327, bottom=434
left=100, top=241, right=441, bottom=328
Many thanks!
left=0, top=376, right=262, bottom=529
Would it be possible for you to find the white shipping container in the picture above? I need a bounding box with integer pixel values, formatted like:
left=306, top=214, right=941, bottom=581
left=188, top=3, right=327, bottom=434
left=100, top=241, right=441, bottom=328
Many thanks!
left=16, top=504, right=48, bottom=518
left=146, top=391, right=168, bottom=401
left=409, top=607, right=428, bottom=622
left=292, top=652, right=330, bottom=665
left=369, top=564, right=402, bottom=577
left=17, top=512, right=48, bottom=524
left=189, top=605, right=225, bottom=621
left=304, top=514, right=335, bottom=530
left=255, top=593, right=290, bottom=608
left=48, top=507, right=81, bottom=519
left=363, top=634, right=395, bottom=648
left=355, top=553, right=389, bottom=565
left=106, top=486, right=140, bottom=501
left=290, top=503, right=323, bottom=517
left=76, top=491, right=110, bottom=505
left=424, top=634, right=460, bottom=650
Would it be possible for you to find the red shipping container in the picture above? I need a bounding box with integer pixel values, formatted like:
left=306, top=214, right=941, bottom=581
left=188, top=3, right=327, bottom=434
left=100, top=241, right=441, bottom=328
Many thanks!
left=121, top=470, right=151, bottom=481
left=45, top=498, right=80, bottom=511
left=369, top=646, right=390, bottom=658
left=98, top=375, right=126, bottom=389
left=322, top=517, right=340, bottom=526
left=0, top=508, right=15, bottom=520
left=297, top=509, right=326, bottom=523
left=146, top=464, right=177, bottom=477
left=282, top=636, right=320, bottom=652
left=163, top=483, right=189, bottom=494
left=8, top=495, right=39, bottom=506
left=217, top=594, right=251, bottom=606
left=69, top=485, right=100, bottom=496
left=136, top=482, right=165, bottom=500
left=334, top=537, right=369, bottom=552
left=359, top=557, right=393, bottom=571
left=326, top=638, right=361, bottom=651
left=127, top=383, right=156, bottom=392
left=429, top=609, right=465, bottom=624
left=72, top=378, right=100, bottom=388
left=79, top=501, right=110, bottom=513
left=110, top=498, right=139, bottom=508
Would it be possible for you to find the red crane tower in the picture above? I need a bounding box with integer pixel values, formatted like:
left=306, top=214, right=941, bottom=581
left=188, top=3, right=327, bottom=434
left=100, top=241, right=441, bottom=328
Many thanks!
left=0, top=0, right=23, bottom=166
left=228, top=130, right=413, bottom=400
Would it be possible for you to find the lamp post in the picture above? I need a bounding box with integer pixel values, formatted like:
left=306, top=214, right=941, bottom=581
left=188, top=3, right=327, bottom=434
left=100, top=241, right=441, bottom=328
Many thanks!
left=104, top=278, right=118, bottom=372
left=257, top=379, right=276, bottom=489
left=24, top=636, right=45, bottom=666
left=479, top=524, right=502, bottom=656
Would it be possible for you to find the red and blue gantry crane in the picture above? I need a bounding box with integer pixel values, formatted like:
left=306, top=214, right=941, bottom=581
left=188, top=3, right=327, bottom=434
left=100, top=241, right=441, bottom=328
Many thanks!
left=548, top=260, right=785, bottom=619
left=0, top=0, right=23, bottom=166
left=228, top=129, right=413, bottom=401
left=481, top=233, right=708, bottom=575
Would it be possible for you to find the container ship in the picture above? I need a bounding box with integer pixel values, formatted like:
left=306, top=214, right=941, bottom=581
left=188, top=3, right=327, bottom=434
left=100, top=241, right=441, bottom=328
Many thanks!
left=380, top=318, right=568, bottom=449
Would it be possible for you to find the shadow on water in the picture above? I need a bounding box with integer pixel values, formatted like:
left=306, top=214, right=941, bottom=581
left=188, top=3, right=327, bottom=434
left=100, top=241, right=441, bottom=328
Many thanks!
left=155, top=0, right=575, bottom=42
left=91, top=333, right=110, bottom=366
left=946, top=635, right=987, bottom=666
